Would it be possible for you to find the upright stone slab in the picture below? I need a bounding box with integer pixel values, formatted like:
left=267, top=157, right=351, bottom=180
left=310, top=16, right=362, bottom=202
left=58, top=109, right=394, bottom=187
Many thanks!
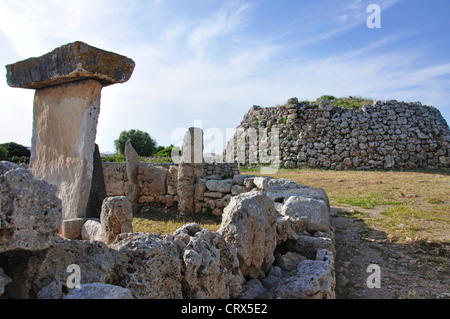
left=124, top=141, right=140, bottom=213
left=177, top=127, right=203, bottom=215
left=5, top=41, right=135, bottom=221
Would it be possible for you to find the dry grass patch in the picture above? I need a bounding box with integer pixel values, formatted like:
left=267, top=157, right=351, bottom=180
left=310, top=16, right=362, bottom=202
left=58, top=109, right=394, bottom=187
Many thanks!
left=242, top=167, right=450, bottom=243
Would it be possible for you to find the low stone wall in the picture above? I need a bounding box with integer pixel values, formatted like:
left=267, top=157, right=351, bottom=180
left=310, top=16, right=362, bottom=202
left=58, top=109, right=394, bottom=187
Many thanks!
left=102, top=161, right=241, bottom=216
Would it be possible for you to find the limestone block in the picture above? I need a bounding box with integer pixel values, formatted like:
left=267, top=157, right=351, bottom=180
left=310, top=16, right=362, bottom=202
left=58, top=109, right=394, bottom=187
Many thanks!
left=138, top=163, right=168, bottom=198
left=81, top=219, right=103, bottom=241
left=204, top=192, right=224, bottom=199
left=218, top=191, right=277, bottom=279
left=167, top=165, right=178, bottom=195
left=102, top=162, right=126, bottom=196
left=262, top=250, right=335, bottom=299
left=205, top=179, right=234, bottom=193
left=281, top=196, right=330, bottom=233
left=32, top=238, right=116, bottom=299
left=194, top=178, right=206, bottom=201
left=0, top=168, right=62, bottom=253
left=125, top=141, right=140, bottom=184
left=29, top=79, right=102, bottom=220
left=62, top=218, right=89, bottom=240
left=100, top=196, right=133, bottom=245
left=177, top=163, right=202, bottom=214
left=6, top=41, right=135, bottom=89
left=173, top=225, right=243, bottom=298
left=181, top=127, right=203, bottom=164
left=111, top=233, right=183, bottom=299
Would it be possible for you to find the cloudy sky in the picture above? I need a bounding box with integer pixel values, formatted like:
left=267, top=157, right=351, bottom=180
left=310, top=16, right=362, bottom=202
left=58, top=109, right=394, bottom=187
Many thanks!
left=1, top=0, right=449, bottom=154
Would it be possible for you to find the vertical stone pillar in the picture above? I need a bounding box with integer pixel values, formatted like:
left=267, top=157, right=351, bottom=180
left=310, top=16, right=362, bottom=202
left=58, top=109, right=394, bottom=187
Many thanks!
left=124, top=141, right=140, bottom=213
left=177, top=127, right=203, bottom=215
left=5, top=41, right=135, bottom=221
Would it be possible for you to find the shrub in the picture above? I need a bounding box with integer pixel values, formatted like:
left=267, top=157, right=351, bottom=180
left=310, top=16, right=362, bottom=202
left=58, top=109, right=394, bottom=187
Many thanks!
left=0, top=147, right=9, bottom=161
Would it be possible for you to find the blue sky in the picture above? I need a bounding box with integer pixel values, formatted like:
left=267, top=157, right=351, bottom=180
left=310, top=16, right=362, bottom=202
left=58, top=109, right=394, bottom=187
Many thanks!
left=1, top=0, right=449, bottom=154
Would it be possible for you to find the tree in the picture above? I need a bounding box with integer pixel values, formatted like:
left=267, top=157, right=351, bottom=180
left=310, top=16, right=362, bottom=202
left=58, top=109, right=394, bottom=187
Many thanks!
left=0, top=147, right=8, bottom=161
left=0, top=142, right=30, bottom=164
left=114, top=129, right=157, bottom=157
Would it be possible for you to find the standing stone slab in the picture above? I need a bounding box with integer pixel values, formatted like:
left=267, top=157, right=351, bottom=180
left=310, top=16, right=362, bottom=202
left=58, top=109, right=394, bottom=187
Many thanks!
left=30, top=79, right=102, bottom=220
left=177, top=127, right=204, bottom=215
left=6, top=42, right=135, bottom=222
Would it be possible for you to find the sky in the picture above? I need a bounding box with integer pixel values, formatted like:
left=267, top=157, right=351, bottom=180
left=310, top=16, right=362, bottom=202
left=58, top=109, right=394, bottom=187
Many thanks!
left=0, top=0, right=449, bottom=154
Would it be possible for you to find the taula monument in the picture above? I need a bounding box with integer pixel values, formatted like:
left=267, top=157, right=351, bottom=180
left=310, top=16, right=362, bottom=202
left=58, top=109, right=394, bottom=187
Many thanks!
left=1, top=42, right=337, bottom=299
left=6, top=41, right=135, bottom=222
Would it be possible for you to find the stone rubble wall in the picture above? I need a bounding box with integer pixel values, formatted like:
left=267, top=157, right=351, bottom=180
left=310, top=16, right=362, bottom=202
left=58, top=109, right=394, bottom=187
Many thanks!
left=102, top=161, right=240, bottom=216
left=225, top=98, right=450, bottom=170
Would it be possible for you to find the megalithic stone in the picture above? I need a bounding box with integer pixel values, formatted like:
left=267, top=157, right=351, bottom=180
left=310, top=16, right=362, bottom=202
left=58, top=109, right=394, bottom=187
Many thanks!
left=5, top=41, right=135, bottom=221
left=177, top=127, right=204, bottom=215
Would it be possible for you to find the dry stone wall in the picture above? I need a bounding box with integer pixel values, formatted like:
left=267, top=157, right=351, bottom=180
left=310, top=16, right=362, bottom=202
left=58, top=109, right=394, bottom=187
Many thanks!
left=226, top=98, right=450, bottom=170
left=102, top=161, right=240, bottom=216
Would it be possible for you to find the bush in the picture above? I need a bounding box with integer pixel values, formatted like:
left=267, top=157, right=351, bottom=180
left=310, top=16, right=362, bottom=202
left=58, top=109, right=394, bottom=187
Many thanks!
left=0, top=142, right=30, bottom=158
left=0, top=147, right=9, bottom=161
left=0, top=142, right=30, bottom=164
left=114, top=129, right=157, bottom=157
left=154, top=145, right=180, bottom=158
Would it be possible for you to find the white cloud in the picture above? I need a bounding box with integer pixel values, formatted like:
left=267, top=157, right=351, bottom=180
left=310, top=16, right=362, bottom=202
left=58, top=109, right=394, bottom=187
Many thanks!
left=0, top=0, right=449, bottom=153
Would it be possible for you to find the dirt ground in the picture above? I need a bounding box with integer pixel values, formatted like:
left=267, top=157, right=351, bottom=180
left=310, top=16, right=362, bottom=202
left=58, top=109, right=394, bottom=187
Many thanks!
left=331, top=206, right=450, bottom=299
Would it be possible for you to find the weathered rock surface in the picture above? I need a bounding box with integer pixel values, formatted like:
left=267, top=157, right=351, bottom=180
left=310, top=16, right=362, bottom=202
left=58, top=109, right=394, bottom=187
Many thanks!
left=0, top=161, right=21, bottom=175
left=0, top=168, right=62, bottom=253
left=29, top=79, right=102, bottom=220
left=102, top=162, right=126, bottom=196
left=218, top=192, right=277, bottom=278
left=124, top=141, right=140, bottom=205
left=6, top=41, right=135, bottom=89
left=32, top=238, right=117, bottom=299
left=138, top=163, right=168, bottom=203
left=100, top=196, right=133, bottom=245
left=264, top=182, right=330, bottom=208
left=173, top=224, right=244, bottom=298
left=64, top=282, right=133, bottom=299
left=262, top=249, right=335, bottom=299
left=281, top=195, right=330, bottom=233
left=205, top=179, right=234, bottom=193
left=81, top=219, right=103, bottom=241
left=180, top=127, right=203, bottom=164
left=110, top=232, right=183, bottom=299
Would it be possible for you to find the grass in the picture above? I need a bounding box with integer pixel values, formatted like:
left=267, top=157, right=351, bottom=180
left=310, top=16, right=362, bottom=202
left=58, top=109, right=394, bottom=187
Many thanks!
left=242, top=167, right=450, bottom=243
left=132, top=204, right=222, bottom=235
left=101, top=153, right=174, bottom=164
left=315, top=95, right=374, bottom=109
left=130, top=166, right=449, bottom=243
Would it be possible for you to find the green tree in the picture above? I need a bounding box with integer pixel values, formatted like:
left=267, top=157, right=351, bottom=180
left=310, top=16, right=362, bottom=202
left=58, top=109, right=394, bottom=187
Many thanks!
left=0, top=142, right=30, bottom=164
left=114, top=129, right=157, bottom=157
left=0, top=147, right=9, bottom=161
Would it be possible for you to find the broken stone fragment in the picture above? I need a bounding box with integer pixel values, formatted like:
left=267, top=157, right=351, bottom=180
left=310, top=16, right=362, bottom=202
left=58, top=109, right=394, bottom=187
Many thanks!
left=6, top=41, right=135, bottom=89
